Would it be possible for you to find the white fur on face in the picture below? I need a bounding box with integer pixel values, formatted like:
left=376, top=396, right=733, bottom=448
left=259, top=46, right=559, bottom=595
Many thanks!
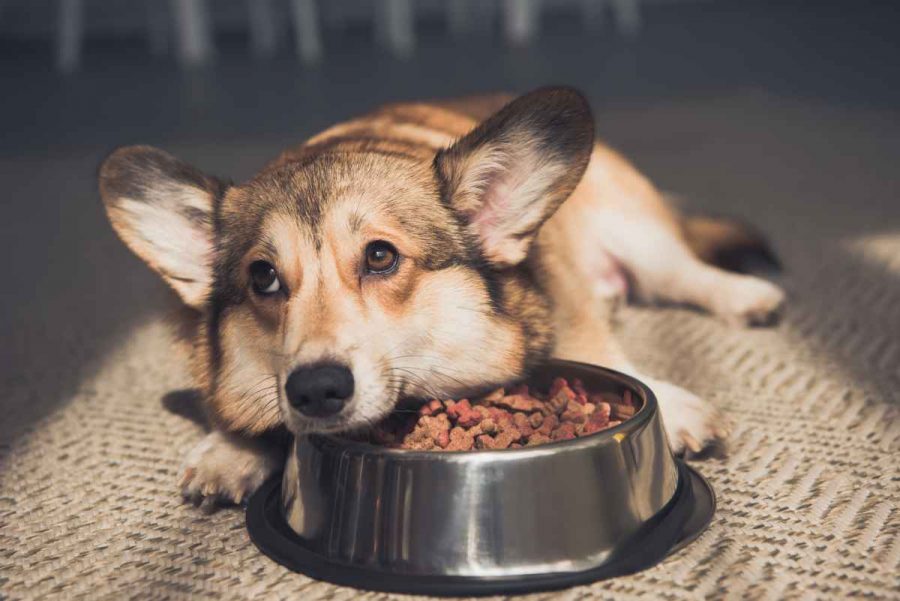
left=275, top=263, right=523, bottom=436
left=214, top=308, right=282, bottom=433
left=268, top=225, right=524, bottom=433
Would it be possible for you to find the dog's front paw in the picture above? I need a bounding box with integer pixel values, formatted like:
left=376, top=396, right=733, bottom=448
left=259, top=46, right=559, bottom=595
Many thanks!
left=717, top=276, right=786, bottom=327
left=646, top=378, right=730, bottom=455
left=179, top=431, right=282, bottom=511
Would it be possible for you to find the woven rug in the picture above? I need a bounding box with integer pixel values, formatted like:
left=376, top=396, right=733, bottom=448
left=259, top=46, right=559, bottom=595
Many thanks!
left=1, top=92, right=898, bottom=600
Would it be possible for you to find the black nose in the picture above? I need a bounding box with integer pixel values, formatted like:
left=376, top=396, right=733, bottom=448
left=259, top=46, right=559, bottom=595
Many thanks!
left=284, top=362, right=354, bottom=418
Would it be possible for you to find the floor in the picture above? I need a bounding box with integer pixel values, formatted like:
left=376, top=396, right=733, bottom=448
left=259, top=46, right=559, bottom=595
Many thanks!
left=1, top=1, right=898, bottom=599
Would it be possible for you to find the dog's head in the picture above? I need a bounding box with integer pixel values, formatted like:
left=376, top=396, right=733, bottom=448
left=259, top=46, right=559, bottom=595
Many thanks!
left=99, top=87, right=593, bottom=436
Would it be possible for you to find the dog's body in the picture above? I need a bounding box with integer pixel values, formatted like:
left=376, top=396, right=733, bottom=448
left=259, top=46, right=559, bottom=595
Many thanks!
left=99, top=88, right=784, bottom=508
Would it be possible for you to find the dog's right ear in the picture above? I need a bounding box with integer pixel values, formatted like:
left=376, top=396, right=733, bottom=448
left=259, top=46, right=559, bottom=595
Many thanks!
left=99, top=145, right=226, bottom=309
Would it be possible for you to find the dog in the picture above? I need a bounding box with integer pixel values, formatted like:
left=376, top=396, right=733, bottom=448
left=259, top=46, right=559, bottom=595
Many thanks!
left=98, top=87, right=785, bottom=509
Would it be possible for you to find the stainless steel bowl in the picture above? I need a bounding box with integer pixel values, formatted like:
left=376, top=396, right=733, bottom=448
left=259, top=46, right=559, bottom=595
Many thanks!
left=247, top=360, right=715, bottom=596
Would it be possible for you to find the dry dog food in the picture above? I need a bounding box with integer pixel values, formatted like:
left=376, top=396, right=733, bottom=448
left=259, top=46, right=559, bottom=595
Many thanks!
left=351, top=377, right=638, bottom=451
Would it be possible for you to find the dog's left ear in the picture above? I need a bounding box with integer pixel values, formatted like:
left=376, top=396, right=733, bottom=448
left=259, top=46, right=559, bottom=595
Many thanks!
left=435, top=86, right=594, bottom=267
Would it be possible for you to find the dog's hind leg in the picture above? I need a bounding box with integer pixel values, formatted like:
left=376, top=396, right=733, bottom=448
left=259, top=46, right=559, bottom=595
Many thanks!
left=554, top=144, right=786, bottom=326
left=600, top=214, right=786, bottom=326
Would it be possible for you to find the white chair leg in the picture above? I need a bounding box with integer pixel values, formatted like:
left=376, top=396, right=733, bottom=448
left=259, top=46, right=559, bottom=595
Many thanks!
left=146, top=0, right=170, bottom=56
left=171, top=0, right=214, bottom=67
left=57, top=0, right=83, bottom=72
left=248, top=0, right=277, bottom=58
left=610, top=0, right=640, bottom=35
left=289, top=0, right=322, bottom=64
left=446, top=0, right=473, bottom=37
left=470, top=0, right=497, bottom=36
left=502, top=0, right=539, bottom=46
left=581, top=0, right=605, bottom=32
left=375, top=0, right=414, bottom=58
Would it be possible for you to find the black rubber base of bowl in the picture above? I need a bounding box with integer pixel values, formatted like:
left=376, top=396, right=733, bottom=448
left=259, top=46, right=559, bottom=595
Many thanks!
left=246, top=460, right=715, bottom=597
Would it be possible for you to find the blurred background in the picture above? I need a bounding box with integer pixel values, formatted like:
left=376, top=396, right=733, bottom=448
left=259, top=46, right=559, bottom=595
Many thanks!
left=2, top=3, right=900, bottom=598
left=0, top=0, right=898, bottom=443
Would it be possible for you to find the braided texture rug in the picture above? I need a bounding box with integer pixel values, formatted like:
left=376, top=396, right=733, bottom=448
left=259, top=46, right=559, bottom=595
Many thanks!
left=1, top=92, right=898, bottom=600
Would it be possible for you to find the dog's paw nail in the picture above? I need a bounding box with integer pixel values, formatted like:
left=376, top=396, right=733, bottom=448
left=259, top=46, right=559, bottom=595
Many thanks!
left=680, top=431, right=703, bottom=454
left=178, top=467, right=196, bottom=489
left=183, top=490, right=202, bottom=507
left=199, top=495, right=219, bottom=514
left=716, top=419, right=734, bottom=439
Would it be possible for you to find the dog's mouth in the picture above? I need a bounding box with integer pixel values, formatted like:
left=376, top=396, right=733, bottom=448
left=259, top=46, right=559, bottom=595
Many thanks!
left=282, top=412, right=354, bottom=435
left=279, top=388, right=404, bottom=437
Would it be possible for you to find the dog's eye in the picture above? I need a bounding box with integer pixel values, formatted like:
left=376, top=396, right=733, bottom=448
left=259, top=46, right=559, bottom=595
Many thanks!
left=365, top=240, right=399, bottom=274
left=249, top=260, right=281, bottom=295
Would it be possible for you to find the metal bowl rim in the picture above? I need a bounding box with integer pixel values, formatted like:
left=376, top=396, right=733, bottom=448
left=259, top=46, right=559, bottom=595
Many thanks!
left=311, top=359, right=659, bottom=460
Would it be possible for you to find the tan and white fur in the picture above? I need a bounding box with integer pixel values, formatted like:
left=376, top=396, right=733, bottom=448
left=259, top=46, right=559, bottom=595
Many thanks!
left=98, top=87, right=785, bottom=509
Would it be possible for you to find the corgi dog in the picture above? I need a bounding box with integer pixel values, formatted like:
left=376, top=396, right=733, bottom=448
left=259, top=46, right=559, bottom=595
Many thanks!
left=99, top=87, right=785, bottom=509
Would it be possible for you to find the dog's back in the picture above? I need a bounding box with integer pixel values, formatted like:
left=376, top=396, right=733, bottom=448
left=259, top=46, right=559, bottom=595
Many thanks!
left=265, top=94, right=513, bottom=172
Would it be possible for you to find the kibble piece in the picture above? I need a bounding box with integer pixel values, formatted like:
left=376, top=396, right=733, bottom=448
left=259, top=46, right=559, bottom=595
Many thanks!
left=477, top=429, right=519, bottom=450
left=493, top=393, right=545, bottom=413
left=572, top=378, right=588, bottom=396
left=512, top=412, right=534, bottom=437
left=581, top=402, right=610, bottom=435
left=400, top=413, right=451, bottom=450
left=526, top=433, right=552, bottom=447
left=436, top=429, right=451, bottom=449
left=545, top=385, right=573, bottom=416
left=447, top=426, right=475, bottom=451
left=537, top=414, right=559, bottom=436
left=419, top=398, right=445, bottom=417
left=402, top=425, right=438, bottom=450
left=560, top=407, right=587, bottom=424
left=551, top=422, right=577, bottom=441
left=610, top=403, right=635, bottom=420
left=481, top=387, right=505, bottom=402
